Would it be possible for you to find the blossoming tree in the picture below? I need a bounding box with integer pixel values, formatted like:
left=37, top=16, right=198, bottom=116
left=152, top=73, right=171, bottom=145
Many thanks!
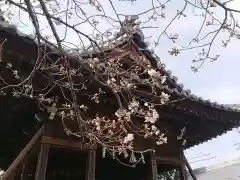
left=0, top=0, right=239, bottom=169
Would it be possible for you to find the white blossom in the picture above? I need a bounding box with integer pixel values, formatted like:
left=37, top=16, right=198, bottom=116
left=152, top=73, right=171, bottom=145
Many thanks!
left=80, top=104, right=88, bottom=111
left=111, top=78, right=116, bottom=82
left=161, top=137, right=167, bottom=143
left=123, top=133, right=134, bottom=144
left=115, top=108, right=127, bottom=118
left=160, top=75, right=167, bottom=84
left=156, top=134, right=167, bottom=145
left=95, top=121, right=101, bottom=131
left=128, top=100, right=139, bottom=113
left=144, top=109, right=159, bottom=123
left=160, top=92, right=170, bottom=104
left=156, top=141, right=163, bottom=145
left=124, top=112, right=132, bottom=122
left=107, top=78, right=116, bottom=86
left=151, top=125, right=157, bottom=131
left=148, top=69, right=158, bottom=77
left=155, top=130, right=160, bottom=135
left=127, top=83, right=132, bottom=88
left=107, top=79, right=111, bottom=85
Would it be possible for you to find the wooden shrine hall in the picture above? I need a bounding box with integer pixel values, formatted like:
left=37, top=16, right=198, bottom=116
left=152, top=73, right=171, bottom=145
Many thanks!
left=1, top=16, right=240, bottom=180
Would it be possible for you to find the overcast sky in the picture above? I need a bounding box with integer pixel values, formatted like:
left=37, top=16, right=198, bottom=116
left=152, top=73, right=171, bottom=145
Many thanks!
left=3, top=0, right=240, bottom=169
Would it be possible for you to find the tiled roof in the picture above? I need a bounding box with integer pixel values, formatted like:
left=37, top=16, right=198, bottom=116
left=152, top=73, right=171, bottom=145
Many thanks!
left=1, top=17, right=239, bottom=114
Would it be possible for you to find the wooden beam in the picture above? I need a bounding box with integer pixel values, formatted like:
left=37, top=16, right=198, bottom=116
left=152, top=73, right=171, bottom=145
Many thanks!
left=86, top=150, right=96, bottom=180
left=1, top=126, right=44, bottom=180
left=42, top=136, right=96, bottom=150
left=151, top=153, right=158, bottom=180
left=34, top=143, right=50, bottom=180
left=155, top=156, right=182, bottom=165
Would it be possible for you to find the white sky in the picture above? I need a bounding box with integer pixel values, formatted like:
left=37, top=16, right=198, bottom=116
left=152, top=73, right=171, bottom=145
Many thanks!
left=2, top=0, right=240, bottom=169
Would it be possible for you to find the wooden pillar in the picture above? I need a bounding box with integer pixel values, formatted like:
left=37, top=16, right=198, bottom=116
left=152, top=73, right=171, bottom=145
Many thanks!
left=1, top=126, right=44, bottom=180
left=180, top=150, right=187, bottom=180
left=20, top=164, right=30, bottom=180
left=180, top=165, right=187, bottom=180
left=151, top=153, right=158, bottom=180
left=34, top=142, right=50, bottom=180
left=183, top=154, right=197, bottom=180
left=86, top=150, right=96, bottom=180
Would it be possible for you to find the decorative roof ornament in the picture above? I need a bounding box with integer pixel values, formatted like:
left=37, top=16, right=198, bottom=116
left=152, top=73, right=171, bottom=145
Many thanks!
left=117, top=15, right=144, bottom=39
left=0, top=9, right=6, bottom=22
left=0, top=15, right=5, bottom=22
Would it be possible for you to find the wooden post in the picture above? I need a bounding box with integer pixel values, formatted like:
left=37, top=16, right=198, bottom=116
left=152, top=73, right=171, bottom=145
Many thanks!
left=34, top=142, right=50, bottom=180
left=180, top=150, right=187, bottom=180
left=183, top=154, right=197, bottom=180
left=20, top=164, right=30, bottom=180
left=180, top=165, right=187, bottom=180
left=86, top=150, right=96, bottom=180
left=1, top=126, right=44, bottom=180
left=151, top=152, right=158, bottom=180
